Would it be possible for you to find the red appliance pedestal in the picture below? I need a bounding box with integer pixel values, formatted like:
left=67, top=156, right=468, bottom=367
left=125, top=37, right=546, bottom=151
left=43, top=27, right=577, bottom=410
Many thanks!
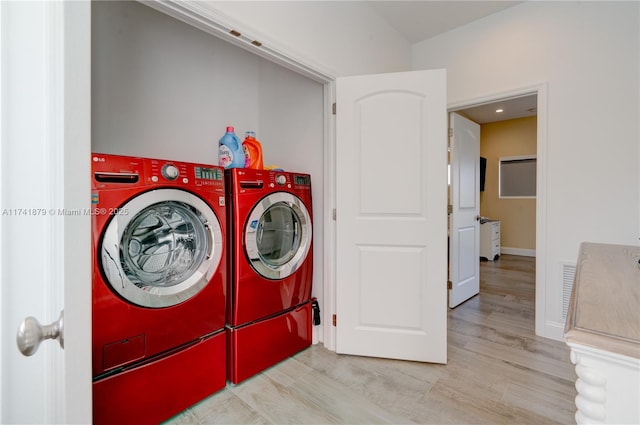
left=227, top=302, right=312, bottom=384
left=93, top=330, right=226, bottom=425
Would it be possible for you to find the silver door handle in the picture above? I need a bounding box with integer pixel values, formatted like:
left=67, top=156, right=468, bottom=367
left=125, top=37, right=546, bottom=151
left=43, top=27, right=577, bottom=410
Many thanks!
left=16, top=310, right=64, bottom=356
left=205, top=223, right=214, bottom=260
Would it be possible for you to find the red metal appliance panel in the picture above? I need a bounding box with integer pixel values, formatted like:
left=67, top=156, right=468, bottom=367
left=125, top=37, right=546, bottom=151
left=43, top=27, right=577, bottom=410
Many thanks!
left=91, top=153, right=227, bottom=376
left=226, top=302, right=312, bottom=384
left=225, top=168, right=313, bottom=326
left=93, top=331, right=226, bottom=425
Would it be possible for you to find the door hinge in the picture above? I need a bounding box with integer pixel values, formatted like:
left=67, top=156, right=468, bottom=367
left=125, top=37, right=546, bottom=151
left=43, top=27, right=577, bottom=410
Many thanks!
left=447, top=280, right=452, bottom=290
left=332, top=314, right=337, bottom=326
left=448, top=128, right=453, bottom=138
left=332, top=103, right=336, bottom=115
left=332, top=208, right=336, bottom=221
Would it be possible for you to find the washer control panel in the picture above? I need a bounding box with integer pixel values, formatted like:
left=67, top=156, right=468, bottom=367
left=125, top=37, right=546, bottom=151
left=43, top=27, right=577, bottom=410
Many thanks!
left=147, top=158, right=224, bottom=192
left=161, top=164, right=180, bottom=180
left=275, top=174, right=287, bottom=186
left=92, top=153, right=225, bottom=194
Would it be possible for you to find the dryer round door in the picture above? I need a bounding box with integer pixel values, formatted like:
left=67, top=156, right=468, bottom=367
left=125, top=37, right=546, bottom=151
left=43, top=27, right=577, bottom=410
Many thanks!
left=244, top=192, right=312, bottom=280
left=100, top=189, right=223, bottom=308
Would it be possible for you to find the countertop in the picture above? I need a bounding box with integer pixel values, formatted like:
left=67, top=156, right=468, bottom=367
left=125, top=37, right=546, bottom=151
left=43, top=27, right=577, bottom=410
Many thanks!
left=564, top=242, right=640, bottom=359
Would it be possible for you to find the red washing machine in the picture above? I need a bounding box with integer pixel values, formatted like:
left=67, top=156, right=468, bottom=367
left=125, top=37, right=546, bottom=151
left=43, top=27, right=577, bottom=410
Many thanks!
left=225, top=168, right=314, bottom=384
left=91, top=153, right=227, bottom=425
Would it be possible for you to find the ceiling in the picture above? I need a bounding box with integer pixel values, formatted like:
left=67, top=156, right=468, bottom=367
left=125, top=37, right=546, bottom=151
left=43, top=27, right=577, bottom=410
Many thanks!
left=367, top=1, right=523, bottom=44
left=452, top=94, right=537, bottom=124
left=367, top=1, right=533, bottom=124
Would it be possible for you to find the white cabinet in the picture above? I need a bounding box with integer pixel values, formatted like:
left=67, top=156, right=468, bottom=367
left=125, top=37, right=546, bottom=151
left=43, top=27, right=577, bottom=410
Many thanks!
left=480, top=220, right=500, bottom=261
left=565, top=243, right=640, bottom=425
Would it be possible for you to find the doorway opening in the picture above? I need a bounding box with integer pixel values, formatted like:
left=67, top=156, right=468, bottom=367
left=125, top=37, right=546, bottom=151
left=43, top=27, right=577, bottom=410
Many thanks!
left=448, top=88, right=545, bottom=336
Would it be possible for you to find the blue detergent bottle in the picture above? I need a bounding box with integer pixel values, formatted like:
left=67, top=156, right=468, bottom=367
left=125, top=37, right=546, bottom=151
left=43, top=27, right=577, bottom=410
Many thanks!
left=218, top=126, right=245, bottom=169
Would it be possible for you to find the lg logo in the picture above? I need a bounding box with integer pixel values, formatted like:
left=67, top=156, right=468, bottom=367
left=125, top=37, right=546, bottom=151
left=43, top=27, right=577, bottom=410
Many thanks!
left=93, top=156, right=105, bottom=162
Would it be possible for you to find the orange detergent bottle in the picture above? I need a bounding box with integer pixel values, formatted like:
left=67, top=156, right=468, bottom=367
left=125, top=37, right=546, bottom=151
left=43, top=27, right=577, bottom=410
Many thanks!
left=242, top=131, right=264, bottom=169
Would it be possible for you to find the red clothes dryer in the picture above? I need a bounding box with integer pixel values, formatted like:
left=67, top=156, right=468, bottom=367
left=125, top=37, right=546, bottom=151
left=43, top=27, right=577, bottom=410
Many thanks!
left=225, top=168, right=313, bottom=384
left=91, top=153, right=227, bottom=425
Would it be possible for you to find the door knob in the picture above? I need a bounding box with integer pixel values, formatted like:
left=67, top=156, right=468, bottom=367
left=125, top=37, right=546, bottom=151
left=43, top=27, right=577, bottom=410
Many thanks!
left=16, top=310, right=64, bottom=356
left=476, top=215, right=482, bottom=221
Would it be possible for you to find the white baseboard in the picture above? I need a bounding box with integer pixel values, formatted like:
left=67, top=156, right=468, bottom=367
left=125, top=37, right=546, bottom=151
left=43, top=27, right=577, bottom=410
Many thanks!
left=542, top=320, right=566, bottom=342
left=501, top=247, right=536, bottom=257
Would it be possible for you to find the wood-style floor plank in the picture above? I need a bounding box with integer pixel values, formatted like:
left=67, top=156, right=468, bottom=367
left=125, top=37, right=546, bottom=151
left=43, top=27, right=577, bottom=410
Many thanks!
left=165, top=255, right=577, bottom=424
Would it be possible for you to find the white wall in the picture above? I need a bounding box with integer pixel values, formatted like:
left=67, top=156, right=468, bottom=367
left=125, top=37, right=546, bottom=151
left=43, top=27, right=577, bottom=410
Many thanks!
left=208, top=1, right=411, bottom=76
left=257, top=59, right=324, bottom=171
left=92, top=1, right=261, bottom=163
left=412, top=1, right=639, bottom=336
left=92, top=1, right=325, bottom=166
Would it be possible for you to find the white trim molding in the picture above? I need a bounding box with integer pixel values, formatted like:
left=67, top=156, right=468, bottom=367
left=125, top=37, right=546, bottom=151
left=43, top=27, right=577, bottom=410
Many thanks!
left=500, top=247, right=536, bottom=257
left=140, top=0, right=336, bottom=83
left=448, top=82, right=551, bottom=340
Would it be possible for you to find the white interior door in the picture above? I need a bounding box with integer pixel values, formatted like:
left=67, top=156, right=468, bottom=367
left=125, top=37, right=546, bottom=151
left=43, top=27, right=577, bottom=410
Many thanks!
left=0, top=1, right=92, bottom=423
left=448, top=112, right=481, bottom=308
left=335, top=70, right=447, bottom=363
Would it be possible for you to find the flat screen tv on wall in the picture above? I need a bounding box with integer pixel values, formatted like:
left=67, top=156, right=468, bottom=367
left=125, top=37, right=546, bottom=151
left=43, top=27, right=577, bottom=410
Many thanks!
left=480, top=157, right=487, bottom=192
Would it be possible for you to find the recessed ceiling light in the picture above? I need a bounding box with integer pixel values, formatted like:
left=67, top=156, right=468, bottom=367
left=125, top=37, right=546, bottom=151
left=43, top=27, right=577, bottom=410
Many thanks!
left=496, top=108, right=504, bottom=113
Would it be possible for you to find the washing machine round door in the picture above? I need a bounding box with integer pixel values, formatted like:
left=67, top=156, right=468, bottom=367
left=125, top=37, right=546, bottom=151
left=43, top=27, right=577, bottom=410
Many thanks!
left=100, top=189, right=223, bottom=308
left=244, top=192, right=312, bottom=279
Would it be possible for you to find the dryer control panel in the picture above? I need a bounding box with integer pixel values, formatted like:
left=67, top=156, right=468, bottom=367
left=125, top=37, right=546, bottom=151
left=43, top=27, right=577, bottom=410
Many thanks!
left=227, top=168, right=311, bottom=195
left=269, top=172, right=311, bottom=189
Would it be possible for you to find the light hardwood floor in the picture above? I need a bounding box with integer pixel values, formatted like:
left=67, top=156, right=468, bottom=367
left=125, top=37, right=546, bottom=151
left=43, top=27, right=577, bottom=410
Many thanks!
left=166, top=255, right=577, bottom=424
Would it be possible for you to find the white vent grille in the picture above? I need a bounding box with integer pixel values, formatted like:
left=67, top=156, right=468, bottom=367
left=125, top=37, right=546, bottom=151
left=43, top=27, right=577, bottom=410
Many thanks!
left=561, top=262, right=576, bottom=320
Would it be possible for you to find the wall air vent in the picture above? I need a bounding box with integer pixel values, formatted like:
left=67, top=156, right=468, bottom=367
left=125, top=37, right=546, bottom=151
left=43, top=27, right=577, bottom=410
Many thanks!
left=561, top=262, right=577, bottom=320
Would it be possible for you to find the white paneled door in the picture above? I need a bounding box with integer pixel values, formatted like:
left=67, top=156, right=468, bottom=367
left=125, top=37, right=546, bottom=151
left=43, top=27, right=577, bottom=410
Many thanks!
left=448, top=112, right=481, bottom=308
left=336, top=70, right=447, bottom=363
left=0, top=1, right=92, bottom=423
